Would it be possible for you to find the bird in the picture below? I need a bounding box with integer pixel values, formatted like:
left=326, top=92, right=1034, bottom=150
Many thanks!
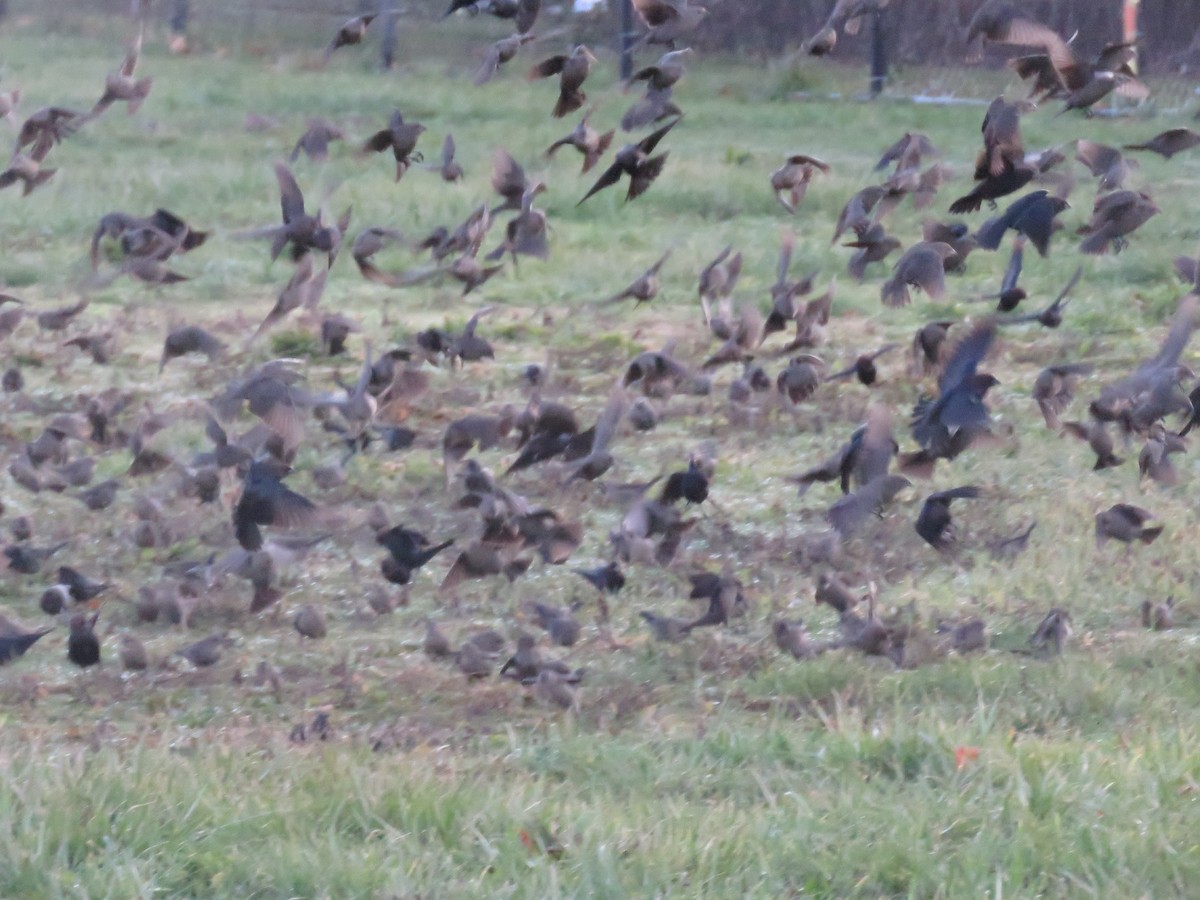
left=424, top=620, right=454, bottom=658
left=362, top=110, right=426, bottom=182
left=377, top=525, right=454, bottom=585
left=602, top=250, right=670, bottom=306
left=290, top=118, right=344, bottom=163
left=826, top=345, right=898, bottom=386
left=1074, top=140, right=1137, bottom=192
left=828, top=474, right=910, bottom=539
left=770, top=154, right=830, bottom=214
left=1028, top=608, right=1072, bottom=657
left=474, top=33, right=538, bottom=86
left=426, top=134, right=464, bottom=182
left=1095, top=504, right=1163, bottom=548
left=578, top=116, right=681, bottom=205
left=67, top=613, right=101, bottom=668
left=1062, top=418, right=1123, bottom=470
left=880, top=242, right=956, bottom=308
left=632, top=0, right=708, bottom=48
left=177, top=633, right=230, bottom=668
left=1124, top=128, right=1200, bottom=160
left=88, top=30, right=153, bottom=119
left=528, top=45, right=596, bottom=119
left=1077, top=190, right=1159, bottom=255
left=974, top=190, right=1068, bottom=257
left=1141, top=598, right=1175, bottom=631
left=805, top=0, right=891, bottom=57
left=773, top=619, right=823, bottom=660
left=844, top=224, right=901, bottom=281
left=639, top=610, right=691, bottom=642
left=324, top=13, right=375, bottom=64
left=914, top=486, right=981, bottom=551
left=0, top=622, right=51, bottom=666
left=912, top=317, right=998, bottom=449
left=1032, top=362, right=1093, bottom=429
left=545, top=110, right=614, bottom=174
left=233, top=459, right=320, bottom=552
left=118, top=634, right=148, bottom=671
left=293, top=604, right=327, bottom=640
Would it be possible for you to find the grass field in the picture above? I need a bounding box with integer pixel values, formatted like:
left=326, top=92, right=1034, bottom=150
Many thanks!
left=3, top=12, right=1200, bottom=897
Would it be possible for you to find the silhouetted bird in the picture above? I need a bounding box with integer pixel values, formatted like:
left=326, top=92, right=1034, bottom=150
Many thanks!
left=578, top=116, right=680, bottom=205
left=915, top=486, right=981, bottom=551
left=1125, top=128, right=1200, bottom=159
left=67, top=613, right=101, bottom=668
left=1095, top=504, right=1162, bottom=547
left=233, top=459, right=319, bottom=551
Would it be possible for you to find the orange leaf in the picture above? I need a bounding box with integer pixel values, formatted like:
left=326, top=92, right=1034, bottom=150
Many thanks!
left=954, top=746, right=980, bottom=769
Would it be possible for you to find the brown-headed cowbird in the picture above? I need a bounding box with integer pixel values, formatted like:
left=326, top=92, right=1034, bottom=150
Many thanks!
left=529, top=45, right=595, bottom=119
left=546, top=110, right=614, bottom=174
left=1124, top=128, right=1200, bottom=160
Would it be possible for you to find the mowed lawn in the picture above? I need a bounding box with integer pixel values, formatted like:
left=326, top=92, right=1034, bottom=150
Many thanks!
left=1, top=13, right=1200, bottom=897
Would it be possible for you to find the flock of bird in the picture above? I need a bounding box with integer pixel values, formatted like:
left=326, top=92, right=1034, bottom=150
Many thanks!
left=1, top=0, right=1200, bottom=720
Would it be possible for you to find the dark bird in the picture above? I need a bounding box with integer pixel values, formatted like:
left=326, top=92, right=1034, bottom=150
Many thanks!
left=529, top=45, right=596, bottom=119
left=324, top=13, right=375, bottom=64
left=966, top=2, right=1071, bottom=61
left=377, top=525, right=454, bottom=585
left=949, top=98, right=1035, bottom=213
left=16, top=106, right=81, bottom=159
left=578, top=116, right=680, bottom=205
left=639, top=610, right=691, bottom=642
left=0, top=145, right=56, bottom=196
left=1138, top=423, right=1187, bottom=486
left=915, top=485, right=981, bottom=551
left=921, top=221, right=975, bottom=272
left=67, top=613, right=101, bottom=668
left=876, top=132, right=939, bottom=173
left=4, top=541, right=67, bottom=575
left=660, top=457, right=709, bottom=505
left=487, top=183, right=549, bottom=263
left=1010, top=265, right=1082, bottom=329
left=1077, top=190, right=1159, bottom=255
left=880, top=241, right=955, bottom=307
left=427, top=134, right=464, bottom=182
left=233, top=459, right=320, bottom=552
left=974, top=190, right=1068, bottom=257
left=0, top=624, right=51, bottom=665
left=827, top=345, right=898, bottom=386
left=776, top=355, right=825, bottom=405
left=911, top=319, right=956, bottom=375
left=770, top=154, right=830, bottom=214
left=574, top=560, right=625, bottom=595
left=545, top=110, right=614, bottom=174
left=424, top=619, right=454, bottom=658
left=1095, top=504, right=1163, bottom=547
left=911, top=317, right=999, bottom=453
left=831, top=185, right=886, bottom=243
left=528, top=602, right=582, bottom=647
left=1124, top=128, right=1200, bottom=160
left=1028, top=608, right=1071, bottom=657
left=118, top=634, right=148, bottom=671
left=57, top=565, right=108, bottom=603
left=362, top=110, right=426, bottom=182
left=491, top=149, right=530, bottom=212
left=628, top=47, right=692, bottom=91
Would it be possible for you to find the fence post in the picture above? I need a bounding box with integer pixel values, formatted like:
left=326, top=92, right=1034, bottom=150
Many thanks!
left=380, top=0, right=397, bottom=70
left=869, top=8, right=887, bottom=97
left=620, top=0, right=635, bottom=80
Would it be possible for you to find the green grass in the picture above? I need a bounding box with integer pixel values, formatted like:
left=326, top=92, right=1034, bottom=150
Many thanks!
left=2, top=14, right=1200, bottom=897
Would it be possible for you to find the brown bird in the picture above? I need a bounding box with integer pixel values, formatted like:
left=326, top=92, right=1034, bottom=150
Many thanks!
left=177, top=633, right=231, bottom=668
left=290, top=118, right=343, bottom=163
left=0, top=141, right=56, bottom=196
left=805, top=0, right=890, bottom=56
left=424, top=619, right=454, bottom=658
left=876, top=132, right=939, bottom=173
left=770, top=154, right=830, bottom=215
left=487, top=182, right=549, bottom=263
left=633, top=0, right=708, bottom=48
left=529, top=45, right=596, bottom=119
left=880, top=242, right=955, bottom=308
left=1138, top=424, right=1187, bottom=486
left=88, top=30, right=153, bottom=119
left=474, top=33, right=537, bottom=86
left=966, top=2, right=1072, bottom=64
left=1032, top=363, right=1092, bottom=430
left=118, top=634, right=148, bottom=671
left=362, top=110, right=426, bottom=182
left=773, top=619, right=823, bottom=660
left=776, top=355, right=824, bottom=405
left=324, top=13, right=375, bottom=64
left=603, top=249, right=670, bottom=306
left=1077, top=190, right=1159, bottom=255
left=248, top=253, right=328, bottom=344
left=427, top=134, right=464, bottom=182
left=922, top=221, right=976, bottom=272
left=1028, top=608, right=1071, bottom=657
left=697, top=244, right=742, bottom=315
left=293, top=604, right=327, bottom=640
left=1125, top=128, right=1200, bottom=160
left=628, top=47, right=692, bottom=91
left=831, top=185, right=886, bottom=243
left=545, top=110, right=614, bottom=174
left=828, top=474, right=909, bottom=539
left=844, top=223, right=901, bottom=281
left=1074, top=140, right=1137, bottom=192
left=620, top=85, right=683, bottom=133
left=1141, top=597, right=1175, bottom=631
left=16, top=106, right=80, bottom=159
left=1095, top=504, right=1163, bottom=548
left=491, top=149, right=530, bottom=212
left=578, top=116, right=680, bottom=205
left=533, top=669, right=579, bottom=711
